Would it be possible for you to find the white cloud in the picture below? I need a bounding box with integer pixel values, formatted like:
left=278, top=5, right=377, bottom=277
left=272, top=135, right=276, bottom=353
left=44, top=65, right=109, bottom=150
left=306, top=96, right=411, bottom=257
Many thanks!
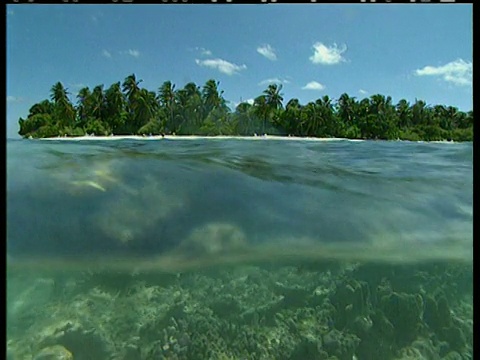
left=359, top=89, right=368, bottom=95
left=195, top=47, right=212, bottom=56
left=257, top=44, right=277, bottom=61
left=309, top=42, right=347, bottom=65
left=7, top=96, right=23, bottom=103
left=126, top=49, right=140, bottom=58
left=102, top=49, right=112, bottom=58
left=415, top=59, right=472, bottom=86
left=302, top=81, right=326, bottom=91
left=258, top=78, right=290, bottom=86
left=239, top=98, right=255, bottom=105
left=232, top=98, right=255, bottom=109
left=195, top=58, right=247, bottom=75
left=118, top=49, right=141, bottom=58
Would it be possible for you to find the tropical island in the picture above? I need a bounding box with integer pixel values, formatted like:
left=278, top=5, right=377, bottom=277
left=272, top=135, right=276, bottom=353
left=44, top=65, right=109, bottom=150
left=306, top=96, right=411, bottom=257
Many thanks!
left=18, top=74, right=473, bottom=141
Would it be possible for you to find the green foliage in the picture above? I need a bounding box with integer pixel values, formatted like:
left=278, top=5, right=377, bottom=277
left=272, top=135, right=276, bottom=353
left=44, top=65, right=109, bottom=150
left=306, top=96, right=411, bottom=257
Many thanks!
left=137, top=120, right=163, bottom=135
left=33, top=124, right=61, bottom=138
left=199, top=107, right=233, bottom=136
left=398, top=128, right=423, bottom=142
left=18, top=77, right=473, bottom=142
left=18, top=113, right=53, bottom=136
left=28, top=100, right=55, bottom=117
left=344, top=125, right=362, bottom=139
left=63, top=127, right=86, bottom=137
left=450, top=127, right=473, bottom=142
left=199, top=119, right=221, bottom=136
left=84, top=118, right=110, bottom=136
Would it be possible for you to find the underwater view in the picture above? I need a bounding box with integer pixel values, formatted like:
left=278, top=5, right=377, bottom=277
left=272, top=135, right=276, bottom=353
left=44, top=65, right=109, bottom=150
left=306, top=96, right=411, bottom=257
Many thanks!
left=6, top=137, right=473, bottom=360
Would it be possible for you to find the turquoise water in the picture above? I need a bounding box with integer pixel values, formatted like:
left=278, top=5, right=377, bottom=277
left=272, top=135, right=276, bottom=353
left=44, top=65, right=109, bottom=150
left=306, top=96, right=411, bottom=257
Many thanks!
left=7, top=138, right=473, bottom=266
left=6, top=138, right=473, bottom=359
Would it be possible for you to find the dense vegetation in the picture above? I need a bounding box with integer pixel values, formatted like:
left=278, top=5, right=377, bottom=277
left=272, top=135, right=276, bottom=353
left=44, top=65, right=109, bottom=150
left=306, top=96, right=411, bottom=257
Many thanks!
left=18, top=74, right=473, bottom=141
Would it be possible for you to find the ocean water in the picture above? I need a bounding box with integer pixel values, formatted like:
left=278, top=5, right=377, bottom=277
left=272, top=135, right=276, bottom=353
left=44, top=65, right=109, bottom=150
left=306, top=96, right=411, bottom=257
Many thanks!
left=6, top=137, right=473, bottom=360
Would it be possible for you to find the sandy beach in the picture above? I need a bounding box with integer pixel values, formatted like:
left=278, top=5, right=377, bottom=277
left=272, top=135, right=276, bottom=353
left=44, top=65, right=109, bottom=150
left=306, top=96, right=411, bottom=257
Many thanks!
left=36, top=135, right=460, bottom=143
left=39, top=134, right=357, bottom=142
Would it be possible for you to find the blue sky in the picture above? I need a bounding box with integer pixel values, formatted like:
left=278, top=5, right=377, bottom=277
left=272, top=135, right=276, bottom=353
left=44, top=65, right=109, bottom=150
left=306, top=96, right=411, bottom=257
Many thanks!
left=6, top=4, right=472, bottom=138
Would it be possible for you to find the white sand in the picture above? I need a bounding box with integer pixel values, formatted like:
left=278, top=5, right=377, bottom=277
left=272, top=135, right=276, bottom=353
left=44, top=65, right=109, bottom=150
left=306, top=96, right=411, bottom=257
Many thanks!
left=39, top=134, right=358, bottom=142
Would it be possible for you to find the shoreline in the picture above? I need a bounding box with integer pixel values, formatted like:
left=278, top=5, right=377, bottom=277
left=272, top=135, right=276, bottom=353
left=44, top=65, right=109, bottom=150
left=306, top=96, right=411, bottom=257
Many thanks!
left=31, top=135, right=460, bottom=143
left=38, top=134, right=356, bottom=141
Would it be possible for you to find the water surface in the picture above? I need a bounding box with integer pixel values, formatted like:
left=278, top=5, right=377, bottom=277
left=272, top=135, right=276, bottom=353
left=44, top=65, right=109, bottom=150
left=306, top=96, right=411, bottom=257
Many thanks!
left=7, top=137, right=472, bottom=270
left=6, top=137, right=473, bottom=360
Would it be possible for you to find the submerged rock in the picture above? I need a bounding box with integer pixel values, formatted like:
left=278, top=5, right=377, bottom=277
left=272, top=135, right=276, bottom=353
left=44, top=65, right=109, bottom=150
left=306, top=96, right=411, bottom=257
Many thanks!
left=442, top=351, right=463, bottom=360
left=290, top=336, right=325, bottom=359
left=331, top=278, right=371, bottom=331
left=424, top=293, right=468, bottom=353
left=379, top=291, right=424, bottom=345
left=424, top=293, right=452, bottom=330
left=34, top=321, right=110, bottom=360
left=33, top=345, right=73, bottom=360
left=322, top=329, right=360, bottom=360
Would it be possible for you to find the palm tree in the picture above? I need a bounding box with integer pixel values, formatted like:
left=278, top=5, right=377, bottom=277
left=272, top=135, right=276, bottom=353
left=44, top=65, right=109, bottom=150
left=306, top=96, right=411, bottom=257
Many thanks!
left=366, top=94, right=398, bottom=138
left=264, top=83, right=284, bottom=110
left=445, top=106, right=460, bottom=130
left=253, top=95, right=269, bottom=135
left=122, top=74, right=144, bottom=133
left=396, top=99, right=411, bottom=128
left=50, top=82, right=75, bottom=128
left=122, top=74, right=142, bottom=102
left=336, top=93, right=359, bottom=137
left=104, top=82, right=127, bottom=134
left=76, top=86, right=91, bottom=127
left=131, top=89, right=158, bottom=131
left=50, top=82, right=69, bottom=104
left=464, top=110, right=473, bottom=129
left=174, top=88, right=189, bottom=134
left=302, top=102, right=319, bottom=136
left=282, top=98, right=302, bottom=135
left=259, top=83, right=284, bottom=134
left=315, top=96, right=336, bottom=136
left=411, top=99, right=431, bottom=127
left=356, top=98, right=372, bottom=138
left=158, top=81, right=176, bottom=133
left=29, top=99, right=55, bottom=117
left=158, top=81, right=176, bottom=106
left=337, top=93, right=356, bottom=125
left=233, top=102, right=254, bottom=135
left=202, top=79, right=225, bottom=115
left=183, top=82, right=203, bottom=131
left=184, top=82, right=201, bottom=97
left=15, top=75, right=474, bottom=141
left=90, top=85, right=105, bottom=120
left=457, top=109, right=472, bottom=129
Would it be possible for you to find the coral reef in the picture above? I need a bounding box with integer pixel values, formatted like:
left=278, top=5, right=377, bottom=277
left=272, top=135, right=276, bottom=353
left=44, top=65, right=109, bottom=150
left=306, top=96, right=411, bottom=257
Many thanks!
left=6, top=260, right=472, bottom=360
